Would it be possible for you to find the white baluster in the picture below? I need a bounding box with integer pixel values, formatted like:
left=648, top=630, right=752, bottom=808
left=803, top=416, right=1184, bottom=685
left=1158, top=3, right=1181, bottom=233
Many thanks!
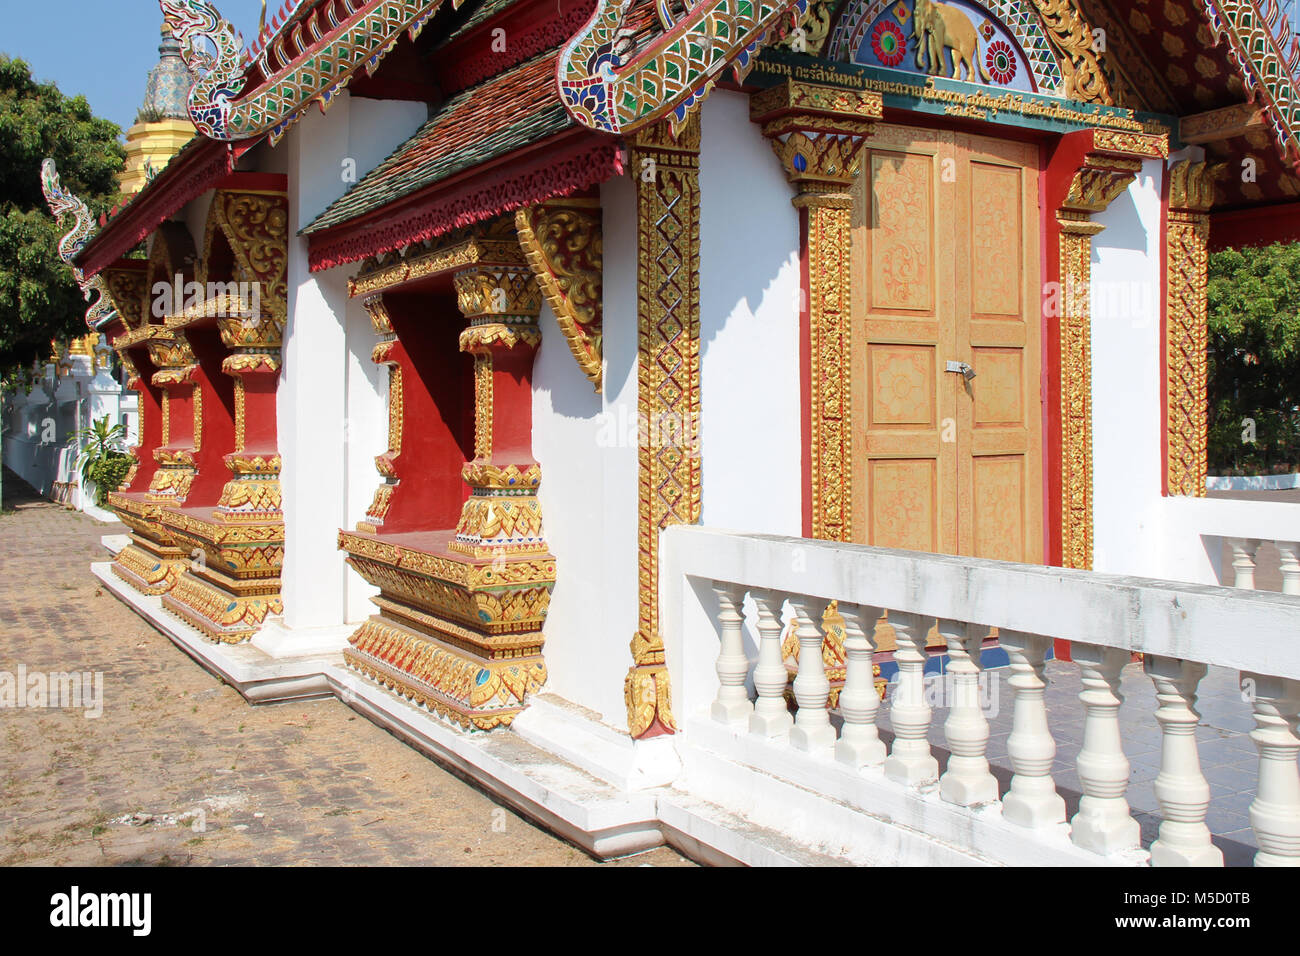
left=787, top=596, right=834, bottom=754
left=1243, top=673, right=1300, bottom=866
left=1275, top=541, right=1300, bottom=596
left=711, top=582, right=752, bottom=724
left=1227, top=537, right=1262, bottom=589
left=1000, top=630, right=1065, bottom=827
left=884, top=611, right=938, bottom=786
left=749, top=589, right=792, bottom=737
left=1146, top=656, right=1222, bottom=866
left=835, top=602, right=886, bottom=769
left=1071, top=643, right=1140, bottom=854
left=938, top=619, right=997, bottom=806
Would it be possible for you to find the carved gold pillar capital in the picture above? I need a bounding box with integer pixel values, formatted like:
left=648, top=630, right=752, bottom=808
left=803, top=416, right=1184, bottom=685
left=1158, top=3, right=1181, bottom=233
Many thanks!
left=750, top=80, right=883, bottom=196
left=1165, top=160, right=1224, bottom=499
left=1167, top=159, right=1223, bottom=217
left=453, top=263, right=543, bottom=328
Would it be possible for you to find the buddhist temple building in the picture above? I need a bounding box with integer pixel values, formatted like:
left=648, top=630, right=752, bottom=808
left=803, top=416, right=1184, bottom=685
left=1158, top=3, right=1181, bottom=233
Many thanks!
left=42, top=0, right=1300, bottom=865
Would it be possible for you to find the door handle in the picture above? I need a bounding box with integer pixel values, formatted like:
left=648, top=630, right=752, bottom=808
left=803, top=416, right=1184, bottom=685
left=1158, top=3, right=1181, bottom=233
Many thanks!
left=945, top=360, right=976, bottom=383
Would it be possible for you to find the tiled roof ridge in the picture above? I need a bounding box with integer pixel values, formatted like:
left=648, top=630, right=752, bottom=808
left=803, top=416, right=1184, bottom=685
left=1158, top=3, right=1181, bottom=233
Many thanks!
left=305, top=48, right=573, bottom=235
left=306, top=130, right=620, bottom=269
left=437, top=0, right=600, bottom=94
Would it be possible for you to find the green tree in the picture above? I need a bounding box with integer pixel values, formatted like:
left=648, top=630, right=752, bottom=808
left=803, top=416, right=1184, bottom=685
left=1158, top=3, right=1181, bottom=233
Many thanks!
left=1207, top=242, right=1300, bottom=474
left=0, top=55, right=124, bottom=382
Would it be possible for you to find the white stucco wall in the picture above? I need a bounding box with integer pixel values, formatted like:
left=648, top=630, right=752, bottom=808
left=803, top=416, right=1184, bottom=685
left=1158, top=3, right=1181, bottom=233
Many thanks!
left=531, top=173, right=638, bottom=729
left=344, top=296, right=386, bottom=624
left=278, top=93, right=426, bottom=634
left=698, top=92, right=803, bottom=536
left=1089, top=157, right=1165, bottom=577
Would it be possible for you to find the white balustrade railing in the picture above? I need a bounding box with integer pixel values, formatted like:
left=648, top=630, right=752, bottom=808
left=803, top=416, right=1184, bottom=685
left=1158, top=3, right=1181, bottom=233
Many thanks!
left=660, top=526, right=1300, bottom=867
left=1224, top=537, right=1300, bottom=595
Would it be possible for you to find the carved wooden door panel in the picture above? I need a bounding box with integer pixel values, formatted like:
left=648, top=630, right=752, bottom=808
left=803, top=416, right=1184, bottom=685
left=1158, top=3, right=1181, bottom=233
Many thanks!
left=954, top=132, right=1043, bottom=564
left=852, top=125, right=959, bottom=555
left=852, top=124, right=1043, bottom=564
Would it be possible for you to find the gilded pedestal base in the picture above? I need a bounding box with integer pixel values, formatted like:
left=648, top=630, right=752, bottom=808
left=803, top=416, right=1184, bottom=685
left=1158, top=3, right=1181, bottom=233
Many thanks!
left=110, top=540, right=187, bottom=596
left=344, top=618, right=547, bottom=732
left=159, top=507, right=285, bottom=644
left=161, top=565, right=284, bottom=644
left=107, top=491, right=188, bottom=596
left=339, top=529, right=553, bottom=731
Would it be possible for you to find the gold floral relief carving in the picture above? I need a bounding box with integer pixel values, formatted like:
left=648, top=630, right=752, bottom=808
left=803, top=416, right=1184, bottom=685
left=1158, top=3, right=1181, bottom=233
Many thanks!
left=515, top=201, right=604, bottom=392
left=1029, top=0, right=1114, bottom=105
left=1165, top=160, right=1222, bottom=498
left=626, top=114, right=704, bottom=738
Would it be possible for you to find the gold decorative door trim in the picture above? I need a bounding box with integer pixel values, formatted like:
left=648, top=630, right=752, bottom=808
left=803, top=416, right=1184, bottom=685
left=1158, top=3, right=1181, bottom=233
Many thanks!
left=1165, top=160, right=1222, bottom=498
left=750, top=80, right=883, bottom=542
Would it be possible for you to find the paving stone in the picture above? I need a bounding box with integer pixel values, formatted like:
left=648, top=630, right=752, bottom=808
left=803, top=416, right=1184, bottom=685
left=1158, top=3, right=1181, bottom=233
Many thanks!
left=0, top=472, right=692, bottom=868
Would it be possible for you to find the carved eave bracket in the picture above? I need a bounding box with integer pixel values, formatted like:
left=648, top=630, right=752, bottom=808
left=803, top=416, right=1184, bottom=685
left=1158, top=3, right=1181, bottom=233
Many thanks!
left=516, top=200, right=604, bottom=392
left=101, top=264, right=151, bottom=330
left=1028, top=0, right=1114, bottom=106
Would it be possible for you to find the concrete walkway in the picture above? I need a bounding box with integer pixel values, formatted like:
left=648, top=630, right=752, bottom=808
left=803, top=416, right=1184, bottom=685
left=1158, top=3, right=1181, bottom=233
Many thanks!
left=0, top=469, right=690, bottom=867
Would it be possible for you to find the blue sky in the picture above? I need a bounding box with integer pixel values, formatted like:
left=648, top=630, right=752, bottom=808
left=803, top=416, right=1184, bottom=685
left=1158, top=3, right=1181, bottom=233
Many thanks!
left=0, top=0, right=264, bottom=134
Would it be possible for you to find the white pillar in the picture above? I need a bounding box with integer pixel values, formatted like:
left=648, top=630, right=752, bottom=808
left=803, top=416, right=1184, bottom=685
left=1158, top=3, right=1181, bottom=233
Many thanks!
left=1071, top=643, right=1140, bottom=854
left=884, top=611, right=938, bottom=786
left=1227, top=537, right=1261, bottom=589
left=279, top=109, right=354, bottom=633
left=1243, top=673, right=1300, bottom=866
left=1275, top=541, right=1300, bottom=596
left=711, top=582, right=752, bottom=724
left=1000, top=630, right=1065, bottom=827
left=939, top=619, right=997, bottom=806
left=1146, top=655, right=1222, bottom=866
left=835, top=601, right=885, bottom=769
left=787, top=595, right=834, bottom=755
left=749, top=589, right=792, bottom=737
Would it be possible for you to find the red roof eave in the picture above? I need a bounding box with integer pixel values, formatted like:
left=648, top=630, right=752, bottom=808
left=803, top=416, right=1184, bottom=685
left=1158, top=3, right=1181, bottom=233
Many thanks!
left=75, top=138, right=261, bottom=278
left=306, top=128, right=624, bottom=272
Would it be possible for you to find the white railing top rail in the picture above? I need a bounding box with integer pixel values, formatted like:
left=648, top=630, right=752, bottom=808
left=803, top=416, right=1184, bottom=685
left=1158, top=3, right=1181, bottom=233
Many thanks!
left=1165, top=494, right=1300, bottom=542
left=661, top=525, right=1300, bottom=680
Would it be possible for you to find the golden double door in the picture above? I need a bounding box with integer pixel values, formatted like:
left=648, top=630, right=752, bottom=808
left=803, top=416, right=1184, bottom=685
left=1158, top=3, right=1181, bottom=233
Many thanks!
left=851, top=124, right=1044, bottom=564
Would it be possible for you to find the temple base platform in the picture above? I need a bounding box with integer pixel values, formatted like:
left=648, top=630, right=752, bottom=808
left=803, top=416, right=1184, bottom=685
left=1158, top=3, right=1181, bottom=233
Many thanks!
left=92, top=561, right=337, bottom=703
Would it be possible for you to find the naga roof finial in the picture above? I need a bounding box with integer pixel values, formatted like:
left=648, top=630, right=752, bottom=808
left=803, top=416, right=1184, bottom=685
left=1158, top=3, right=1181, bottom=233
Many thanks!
left=162, top=0, right=446, bottom=147
left=39, top=159, right=118, bottom=330
left=558, top=0, right=807, bottom=136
